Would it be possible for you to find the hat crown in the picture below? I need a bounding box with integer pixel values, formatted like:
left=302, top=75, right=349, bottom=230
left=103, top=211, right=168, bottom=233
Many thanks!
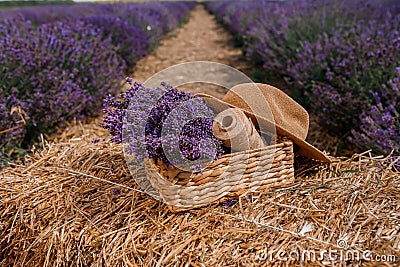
left=222, top=83, right=309, bottom=140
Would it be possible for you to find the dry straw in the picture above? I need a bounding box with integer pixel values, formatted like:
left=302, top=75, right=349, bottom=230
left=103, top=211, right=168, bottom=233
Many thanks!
left=0, top=119, right=399, bottom=266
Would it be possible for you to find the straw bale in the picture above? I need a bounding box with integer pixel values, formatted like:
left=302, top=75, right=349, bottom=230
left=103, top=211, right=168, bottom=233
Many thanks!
left=0, top=119, right=399, bottom=266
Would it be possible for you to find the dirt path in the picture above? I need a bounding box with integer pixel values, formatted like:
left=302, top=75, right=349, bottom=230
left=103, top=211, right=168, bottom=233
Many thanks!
left=130, top=4, right=252, bottom=90
left=52, top=5, right=337, bottom=153
left=53, top=5, right=336, bottom=152
left=53, top=4, right=254, bottom=142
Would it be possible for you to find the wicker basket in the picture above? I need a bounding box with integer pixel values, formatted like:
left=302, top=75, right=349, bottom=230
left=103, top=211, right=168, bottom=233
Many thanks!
left=144, top=140, right=295, bottom=208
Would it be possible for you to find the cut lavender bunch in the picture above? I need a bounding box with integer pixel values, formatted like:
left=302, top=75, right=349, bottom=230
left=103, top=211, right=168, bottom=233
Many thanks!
left=101, top=80, right=224, bottom=169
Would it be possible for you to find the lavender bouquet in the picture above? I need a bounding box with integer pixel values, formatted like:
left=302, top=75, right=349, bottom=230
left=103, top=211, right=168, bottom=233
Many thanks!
left=101, top=79, right=224, bottom=171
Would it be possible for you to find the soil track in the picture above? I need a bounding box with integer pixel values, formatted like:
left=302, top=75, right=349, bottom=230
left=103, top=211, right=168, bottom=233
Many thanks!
left=130, top=5, right=252, bottom=90
left=54, top=5, right=337, bottom=152
left=53, top=4, right=253, bottom=142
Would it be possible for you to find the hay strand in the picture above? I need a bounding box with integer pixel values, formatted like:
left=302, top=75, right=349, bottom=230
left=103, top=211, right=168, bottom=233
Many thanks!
left=1, top=122, right=399, bottom=265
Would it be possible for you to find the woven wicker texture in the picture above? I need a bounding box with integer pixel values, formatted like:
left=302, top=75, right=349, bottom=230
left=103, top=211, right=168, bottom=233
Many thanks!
left=145, top=141, right=295, bottom=208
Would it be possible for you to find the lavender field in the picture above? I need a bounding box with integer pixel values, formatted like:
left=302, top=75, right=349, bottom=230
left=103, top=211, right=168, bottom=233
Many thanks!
left=0, top=1, right=195, bottom=166
left=206, top=0, right=400, bottom=156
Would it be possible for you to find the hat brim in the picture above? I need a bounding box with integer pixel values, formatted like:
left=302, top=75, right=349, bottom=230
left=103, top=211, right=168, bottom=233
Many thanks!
left=196, top=93, right=331, bottom=163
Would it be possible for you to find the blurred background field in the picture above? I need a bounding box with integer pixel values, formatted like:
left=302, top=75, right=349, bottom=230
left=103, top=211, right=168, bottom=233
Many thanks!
left=206, top=0, right=399, bottom=157
left=0, top=0, right=195, bottom=167
left=0, top=0, right=196, bottom=8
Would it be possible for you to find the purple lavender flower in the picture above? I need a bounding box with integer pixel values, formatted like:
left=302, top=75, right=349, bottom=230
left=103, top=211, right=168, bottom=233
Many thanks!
left=112, top=188, right=122, bottom=195
left=351, top=74, right=400, bottom=155
left=82, top=15, right=149, bottom=69
left=101, top=81, right=224, bottom=168
left=287, top=13, right=400, bottom=154
left=206, top=0, right=399, bottom=155
left=222, top=198, right=238, bottom=207
left=0, top=2, right=195, bottom=165
left=0, top=18, right=124, bottom=163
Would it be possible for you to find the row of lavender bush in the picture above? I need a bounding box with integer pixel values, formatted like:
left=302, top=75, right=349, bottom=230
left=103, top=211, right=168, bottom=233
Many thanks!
left=205, top=0, right=399, bottom=155
left=0, top=2, right=195, bottom=165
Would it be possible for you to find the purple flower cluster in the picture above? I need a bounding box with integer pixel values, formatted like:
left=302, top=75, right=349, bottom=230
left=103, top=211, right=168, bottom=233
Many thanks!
left=0, top=4, right=95, bottom=25
left=107, top=2, right=195, bottom=50
left=0, top=2, right=195, bottom=69
left=101, top=79, right=140, bottom=145
left=0, top=2, right=195, bottom=165
left=222, top=198, right=237, bottom=207
left=286, top=14, right=400, bottom=154
left=206, top=0, right=399, bottom=155
left=206, top=0, right=381, bottom=74
left=82, top=15, right=149, bottom=69
left=351, top=75, right=400, bottom=155
left=101, top=80, right=224, bottom=168
left=0, top=19, right=123, bottom=160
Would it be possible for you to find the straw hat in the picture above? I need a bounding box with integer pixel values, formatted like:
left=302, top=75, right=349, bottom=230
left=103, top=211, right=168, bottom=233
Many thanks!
left=196, top=83, right=331, bottom=162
